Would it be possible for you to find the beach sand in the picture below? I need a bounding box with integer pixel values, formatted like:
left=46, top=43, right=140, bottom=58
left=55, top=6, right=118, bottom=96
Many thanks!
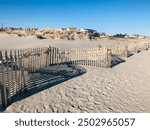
left=0, top=33, right=149, bottom=49
left=0, top=33, right=150, bottom=112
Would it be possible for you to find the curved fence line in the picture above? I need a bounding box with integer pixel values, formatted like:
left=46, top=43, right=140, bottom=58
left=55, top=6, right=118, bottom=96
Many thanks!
left=0, top=46, right=111, bottom=109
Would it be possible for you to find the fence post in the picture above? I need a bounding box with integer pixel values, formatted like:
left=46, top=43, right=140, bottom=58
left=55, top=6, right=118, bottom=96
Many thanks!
left=56, top=48, right=58, bottom=64
left=0, top=51, right=8, bottom=107
left=0, top=83, right=7, bottom=108
left=45, top=46, right=50, bottom=67
left=106, top=48, right=112, bottom=68
left=98, top=45, right=102, bottom=67
left=107, top=49, right=111, bottom=67
left=125, top=44, right=128, bottom=57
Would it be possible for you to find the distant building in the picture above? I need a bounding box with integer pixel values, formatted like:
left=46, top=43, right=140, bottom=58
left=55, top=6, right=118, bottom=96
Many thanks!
left=67, top=27, right=77, bottom=31
left=60, top=27, right=77, bottom=31
left=99, top=32, right=108, bottom=38
left=26, top=27, right=38, bottom=31
left=126, top=34, right=144, bottom=39
left=138, top=35, right=145, bottom=39
left=124, top=34, right=137, bottom=38
left=125, top=34, right=130, bottom=38
left=60, top=28, right=67, bottom=31
left=79, top=28, right=97, bottom=34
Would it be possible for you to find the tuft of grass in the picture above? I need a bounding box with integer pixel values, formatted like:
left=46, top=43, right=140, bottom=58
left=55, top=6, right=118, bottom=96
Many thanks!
left=4, top=29, right=13, bottom=34
left=112, top=42, right=128, bottom=57
left=25, top=30, right=35, bottom=36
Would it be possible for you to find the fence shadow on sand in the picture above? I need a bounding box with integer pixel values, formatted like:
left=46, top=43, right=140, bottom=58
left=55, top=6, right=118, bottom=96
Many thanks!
left=111, top=56, right=126, bottom=67
left=2, top=64, right=86, bottom=109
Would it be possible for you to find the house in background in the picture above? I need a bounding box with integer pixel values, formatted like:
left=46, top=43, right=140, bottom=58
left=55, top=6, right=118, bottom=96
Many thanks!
left=99, top=32, right=108, bottom=38
left=60, top=27, right=77, bottom=31
left=67, top=27, right=77, bottom=31
left=138, top=35, right=145, bottom=39
left=126, top=34, right=145, bottom=39
left=79, top=28, right=97, bottom=34
left=60, top=28, right=67, bottom=31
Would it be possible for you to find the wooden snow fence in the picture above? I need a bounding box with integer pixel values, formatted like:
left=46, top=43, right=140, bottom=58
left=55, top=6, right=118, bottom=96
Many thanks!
left=0, top=46, right=111, bottom=109
left=58, top=46, right=111, bottom=68
left=0, top=50, right=29, bottom=107
left=128, top=42, right=149, bottom=53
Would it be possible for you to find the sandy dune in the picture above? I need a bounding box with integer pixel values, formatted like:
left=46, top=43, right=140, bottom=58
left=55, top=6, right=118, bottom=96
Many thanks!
left=0, top=33, right=150, bottom=113
left=0, top=33, right=99, bottom=49
left=4, top=50, right=150, bottom=113
left=1, top=33, right=149, bottom=49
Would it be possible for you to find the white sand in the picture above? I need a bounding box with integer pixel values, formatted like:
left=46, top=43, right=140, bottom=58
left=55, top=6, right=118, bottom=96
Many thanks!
left=1, top=33, right=150, bottom=112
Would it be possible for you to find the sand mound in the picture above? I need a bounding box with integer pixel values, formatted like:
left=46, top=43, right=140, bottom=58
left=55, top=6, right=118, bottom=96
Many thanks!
left=4, top=50, right=150, bottom=113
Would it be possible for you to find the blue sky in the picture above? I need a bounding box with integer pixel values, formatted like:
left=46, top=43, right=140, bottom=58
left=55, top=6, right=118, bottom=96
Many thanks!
left=0, top=0, right=150, bottom=35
